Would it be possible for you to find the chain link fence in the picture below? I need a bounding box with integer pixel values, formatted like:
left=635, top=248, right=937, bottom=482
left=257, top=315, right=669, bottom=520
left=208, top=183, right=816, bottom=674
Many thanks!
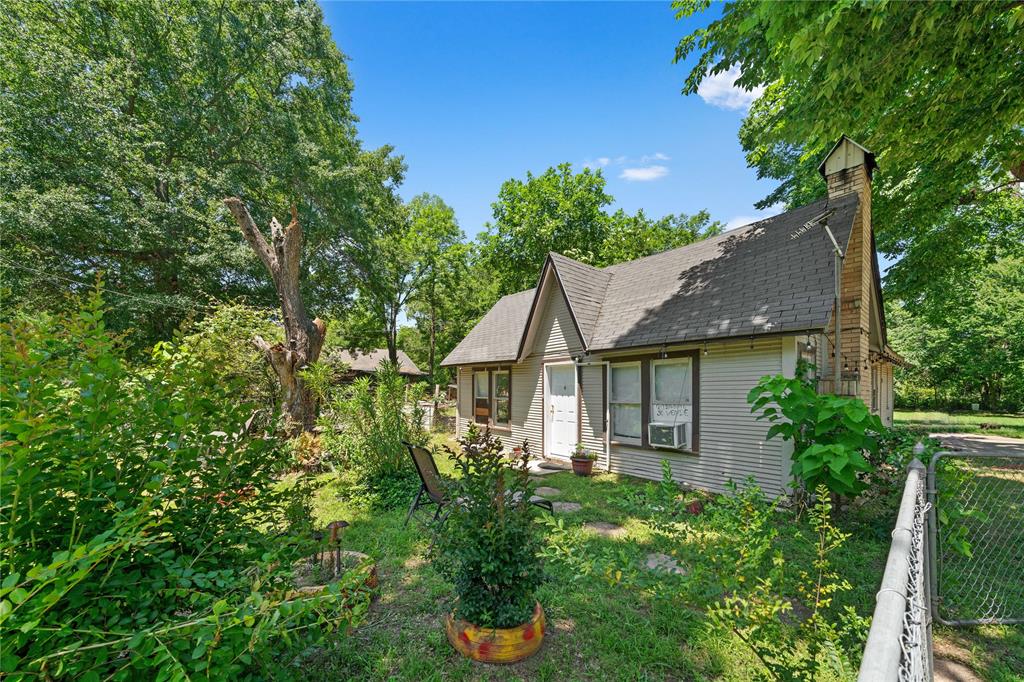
left=860, top=451, right=1024, bottom=681
left=858, top=459, right=932, bottom=682
left=928, top=452, right=1024, bottom=626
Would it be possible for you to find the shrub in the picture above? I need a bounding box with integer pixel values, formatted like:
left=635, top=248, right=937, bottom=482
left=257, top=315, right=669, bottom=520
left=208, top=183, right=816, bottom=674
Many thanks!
left=433, top=426, right=544, bottom=628
left=322, top=360, right=427, bottom=509
left=747, top=364, right=882, bottom=498
left=0, top=291, right=369, bottom=679
left=707, top=484, right=868, bottom=680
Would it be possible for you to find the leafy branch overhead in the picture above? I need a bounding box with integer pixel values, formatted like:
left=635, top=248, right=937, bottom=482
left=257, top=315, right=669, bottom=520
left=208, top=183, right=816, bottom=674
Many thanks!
left=673, top=0, right=1024, bottom=300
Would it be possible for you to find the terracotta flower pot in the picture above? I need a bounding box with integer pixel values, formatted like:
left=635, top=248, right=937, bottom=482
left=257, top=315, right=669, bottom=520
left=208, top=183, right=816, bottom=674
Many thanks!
left=446, top=602, right=545, bottom=664
left=570, top=456, right=594, bottom=476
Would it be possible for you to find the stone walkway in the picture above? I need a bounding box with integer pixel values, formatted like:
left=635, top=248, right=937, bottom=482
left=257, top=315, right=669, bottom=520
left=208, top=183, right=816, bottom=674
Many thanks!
left=583, top=521, right=627, bottom=539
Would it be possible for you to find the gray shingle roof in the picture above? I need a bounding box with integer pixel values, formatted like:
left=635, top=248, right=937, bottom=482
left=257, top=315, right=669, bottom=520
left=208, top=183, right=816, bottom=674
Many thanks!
left=441, top=194, right=859, bottom=366
left=328, top=348, right=426, bottom=376
left=439, top=288, right=535, bottom=366
left=548, top=252, right=612, bottom=346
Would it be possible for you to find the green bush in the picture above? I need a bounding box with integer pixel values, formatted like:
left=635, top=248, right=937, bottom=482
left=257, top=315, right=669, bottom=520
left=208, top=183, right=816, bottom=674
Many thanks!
left=433, top=426, right=544, bottom=628
left=321, top=360, right=427, bottom=509
left=0, top=291, right=369, bottom=679
left=748, top=365, right=882, bottom=498
left=707, top=484, right=868, bottom=680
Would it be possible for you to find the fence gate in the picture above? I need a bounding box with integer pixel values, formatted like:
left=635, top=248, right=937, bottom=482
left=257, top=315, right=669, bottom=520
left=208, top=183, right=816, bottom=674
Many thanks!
left=927, top=452, right=1024, bottom=626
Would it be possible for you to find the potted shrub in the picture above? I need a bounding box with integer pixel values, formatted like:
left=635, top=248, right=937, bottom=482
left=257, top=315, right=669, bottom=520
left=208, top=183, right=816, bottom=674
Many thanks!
left=434, top=425, right=545, bottom=664
left=570, top=442, right=596, bottom=476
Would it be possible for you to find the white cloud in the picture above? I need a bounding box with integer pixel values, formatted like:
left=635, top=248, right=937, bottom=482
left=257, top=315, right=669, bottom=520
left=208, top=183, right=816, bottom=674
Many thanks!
left=725, top=203, right=784, bottom=231
left=619, top=165, right=669, bottom=182
left=697, top=65, right=764, bottom=111
left=641, top=152, right=670, bottom=163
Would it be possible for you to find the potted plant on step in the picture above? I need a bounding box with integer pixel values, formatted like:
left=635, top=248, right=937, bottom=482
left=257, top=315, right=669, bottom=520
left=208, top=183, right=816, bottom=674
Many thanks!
left=570, top=442, right=597, bottom=476
left=433, top=424, right=545, bottom=664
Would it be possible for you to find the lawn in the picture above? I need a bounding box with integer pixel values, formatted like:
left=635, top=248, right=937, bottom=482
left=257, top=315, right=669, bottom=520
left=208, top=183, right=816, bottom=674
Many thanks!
left=895, top=410, right=1024, bottom=439
left=282, top=438, right=1024, bottom=681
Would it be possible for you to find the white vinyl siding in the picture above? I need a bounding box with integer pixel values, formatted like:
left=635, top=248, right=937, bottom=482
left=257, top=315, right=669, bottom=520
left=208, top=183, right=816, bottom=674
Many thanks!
left=607, top=337, right=788, bottom=495
left=579, top=363, right=607, bottom=468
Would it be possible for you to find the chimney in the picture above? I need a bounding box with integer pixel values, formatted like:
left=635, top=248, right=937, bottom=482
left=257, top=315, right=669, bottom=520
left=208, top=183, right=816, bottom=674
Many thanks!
left=818, top=136, right=877, bottom=404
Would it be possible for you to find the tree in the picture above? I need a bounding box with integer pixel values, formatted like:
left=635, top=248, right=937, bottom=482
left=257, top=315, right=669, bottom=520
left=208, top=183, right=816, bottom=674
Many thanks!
left=672, top=0, right=1024, bottom=299
left=598, top=208, right=722, bottom=266
left=480, top=164, right=613, bottom=297
left=346, top=193, right=462, bottom=364
left=887, top=258, right=1024, bottom=412
left=479, top=163, right=723, bottom=299
left=0, top=0, right=380, bottom=344
left=224, top=199, right=325, bottom=435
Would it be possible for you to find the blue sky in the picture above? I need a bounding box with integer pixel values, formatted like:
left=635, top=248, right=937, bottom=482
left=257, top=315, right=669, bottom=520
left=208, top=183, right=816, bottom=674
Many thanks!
left=321, top=1, right=784, bottom=239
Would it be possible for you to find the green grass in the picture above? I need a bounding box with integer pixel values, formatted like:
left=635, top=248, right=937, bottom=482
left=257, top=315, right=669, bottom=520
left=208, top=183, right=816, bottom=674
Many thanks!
left=895, top=410, right=1024, bottom=439
left=279, top=438, right=1024, bottom=681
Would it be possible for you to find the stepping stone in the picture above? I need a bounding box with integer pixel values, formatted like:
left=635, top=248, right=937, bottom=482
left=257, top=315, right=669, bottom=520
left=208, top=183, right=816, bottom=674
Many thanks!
left=644, top=552, right=688, bottom=576
left=534, top=486, right=561, bottom=497
left=552, top=501, right=581, bottom=513
left=583, top=522, right=626, bottom=539
left=527, top=459, right=570, bottom=476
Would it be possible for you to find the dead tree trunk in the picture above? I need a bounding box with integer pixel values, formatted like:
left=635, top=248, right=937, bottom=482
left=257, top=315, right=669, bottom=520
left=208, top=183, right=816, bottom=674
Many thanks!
left=224, top=197, right=326, bottom=436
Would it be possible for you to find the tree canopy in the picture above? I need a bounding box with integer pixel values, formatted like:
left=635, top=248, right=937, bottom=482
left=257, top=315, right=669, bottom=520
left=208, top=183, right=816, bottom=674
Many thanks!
left=0, top=0, right=397, bottom=343
left=673, top=0, right=1024, bottom=300
left=479, top=163, right=722, bottom=299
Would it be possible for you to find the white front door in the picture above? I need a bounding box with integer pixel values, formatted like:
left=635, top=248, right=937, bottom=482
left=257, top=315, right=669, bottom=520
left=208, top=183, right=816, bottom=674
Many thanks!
left=546, top=364, right=577, bottom=458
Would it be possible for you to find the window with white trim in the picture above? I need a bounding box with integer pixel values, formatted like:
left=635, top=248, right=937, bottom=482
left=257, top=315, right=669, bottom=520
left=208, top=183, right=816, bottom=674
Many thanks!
left=609, top=362, right=642, bottom=443
left=650, top=358, right=692, bottom=418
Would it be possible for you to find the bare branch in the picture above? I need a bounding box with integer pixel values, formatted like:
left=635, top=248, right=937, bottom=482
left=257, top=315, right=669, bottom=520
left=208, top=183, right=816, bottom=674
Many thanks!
left=224, top=198, right=276, bottom=274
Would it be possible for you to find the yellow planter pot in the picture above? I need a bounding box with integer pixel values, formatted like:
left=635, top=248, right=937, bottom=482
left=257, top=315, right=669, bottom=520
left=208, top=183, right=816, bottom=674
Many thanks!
left=445, top=602, right=545, bottom=664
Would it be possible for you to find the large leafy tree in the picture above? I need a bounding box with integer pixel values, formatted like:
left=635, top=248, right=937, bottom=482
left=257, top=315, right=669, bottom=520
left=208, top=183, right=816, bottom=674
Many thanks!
left=479, top=163, right=722, bottom=298
left=598, top=208, right=722, bottom=266
left=673, top=0, right=1024, bottom=300
left=344, top=193, right=463, bottom=364
left=480, top=163, right=613, bottom=297
left=0, top=0, right=385, bottom=343
left=888, top=258, right=1024, bottom=411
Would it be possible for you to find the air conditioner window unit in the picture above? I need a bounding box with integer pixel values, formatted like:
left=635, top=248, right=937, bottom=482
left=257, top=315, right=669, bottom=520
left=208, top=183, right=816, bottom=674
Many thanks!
left=648, top=422, right=688, bottom=450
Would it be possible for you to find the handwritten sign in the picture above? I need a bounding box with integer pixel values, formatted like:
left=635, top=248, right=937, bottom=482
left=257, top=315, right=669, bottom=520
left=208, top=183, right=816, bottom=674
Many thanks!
left=651, top=404, right=691, bottom=422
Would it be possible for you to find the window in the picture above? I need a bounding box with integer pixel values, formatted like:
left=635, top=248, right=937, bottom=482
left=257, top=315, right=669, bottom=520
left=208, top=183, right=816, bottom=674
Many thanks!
left=608, top=354, right=698, bottom=452
left=610, top=362, right=642, bottom=442
left=651, top=358, right=692, bottom=418
left=494, top=370, right=510, bottom=427
left=474, top=371, right=489, bottom=424
left=472, top=368, right=512, bottom=428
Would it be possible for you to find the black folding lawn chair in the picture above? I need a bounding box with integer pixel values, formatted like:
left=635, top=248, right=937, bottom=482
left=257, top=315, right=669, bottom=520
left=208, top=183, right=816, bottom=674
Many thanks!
left=402, top=442, right=553, bottom=528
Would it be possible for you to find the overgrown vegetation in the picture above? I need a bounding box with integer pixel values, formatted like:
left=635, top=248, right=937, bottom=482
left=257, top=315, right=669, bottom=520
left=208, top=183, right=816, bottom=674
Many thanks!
left=0, top=292, right=370, bottom=679
left=432, top=427, right=544, bottom=628
left=747, top=365, right=882, bottom=498
left=319, top=361, right=428, bottom=510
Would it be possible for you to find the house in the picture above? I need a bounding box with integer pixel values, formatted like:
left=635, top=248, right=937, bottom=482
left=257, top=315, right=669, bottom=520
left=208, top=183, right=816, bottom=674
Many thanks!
left=441, top=137, right=903, bottom=495
left=327, top=348, right=426, bottom=381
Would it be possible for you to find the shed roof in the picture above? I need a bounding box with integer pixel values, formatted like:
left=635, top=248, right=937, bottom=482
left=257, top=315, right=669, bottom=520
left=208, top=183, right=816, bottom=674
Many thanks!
left=329, top=348, right=426, bottom=376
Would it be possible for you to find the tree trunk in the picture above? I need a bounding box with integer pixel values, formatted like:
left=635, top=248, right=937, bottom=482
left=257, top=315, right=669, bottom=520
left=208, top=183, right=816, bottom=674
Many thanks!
left=386, top=307, right=398, bottom=363
left=224, top=197, right=326, bottom=436
left=428, top=297, right=436, bottom=388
